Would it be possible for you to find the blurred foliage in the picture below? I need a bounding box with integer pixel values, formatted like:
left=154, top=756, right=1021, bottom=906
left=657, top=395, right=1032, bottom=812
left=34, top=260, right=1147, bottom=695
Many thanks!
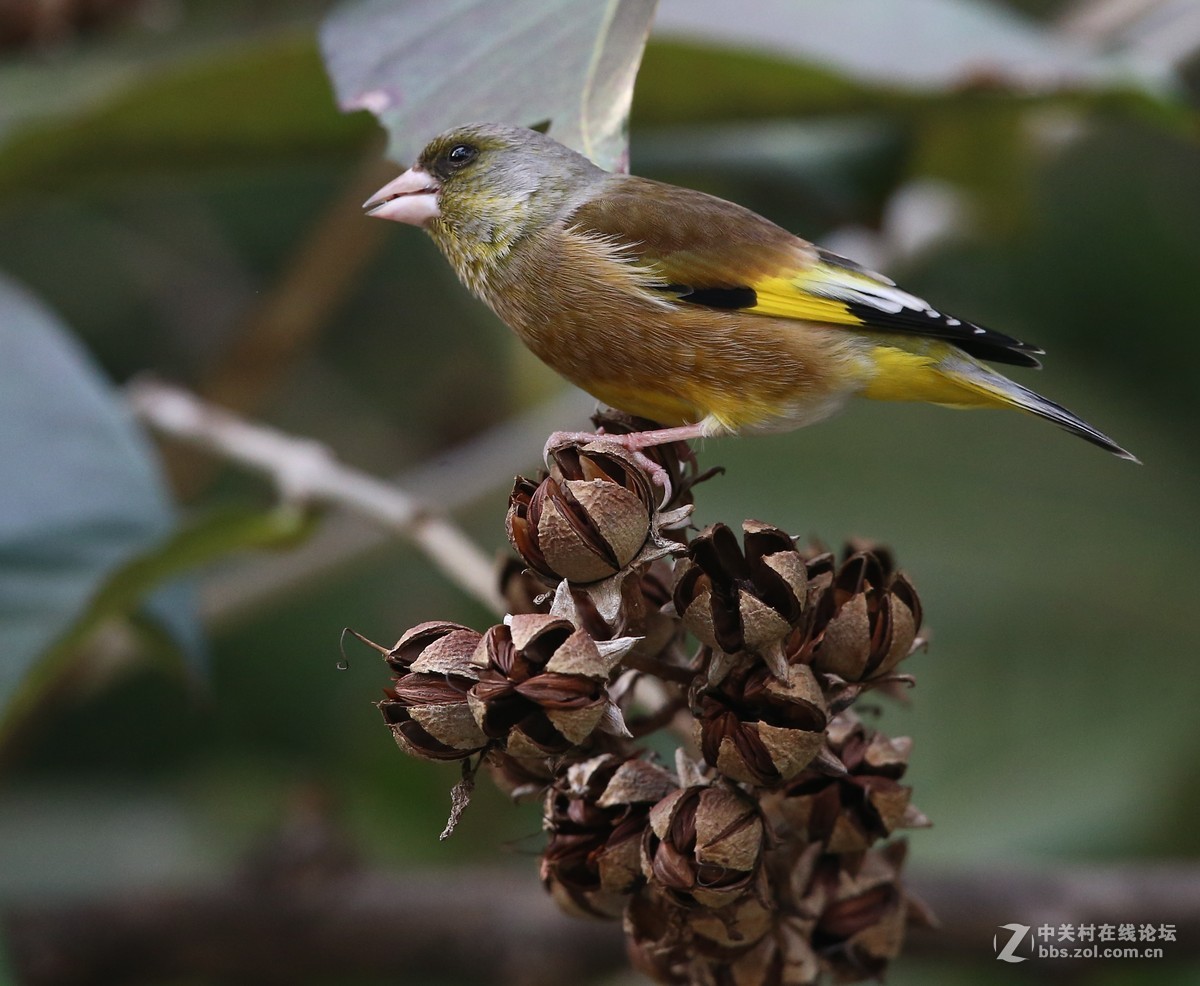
left=0, top=0, right=1198, bottom=983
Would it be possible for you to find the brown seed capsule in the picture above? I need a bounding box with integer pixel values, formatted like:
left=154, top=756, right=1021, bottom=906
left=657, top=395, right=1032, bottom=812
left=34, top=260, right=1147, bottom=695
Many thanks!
left=624, top=884, right=696, bottom=985
left=374, top=620, right=481, bottom=676
left=642, top=784, right=767, bottom=911
left=692, top=663, right=828, bottom=787
left=791, top=840, right=919, bottom=984
left=375, top=622, right=488, bottom=762
left=769, top=712, right=930, bottom=854
left=468, top=615, right=633, bottom=759
left=625, top=883, right=774, bottom=985
left=541, top=754, right=678, bottom=918
left=506, top=442, right=658, bottom=584
left=673, top=521, right=809, bottom=681
left=702, top=914, right=822, bottom=986
left=793, top=547, right=922, bottom=684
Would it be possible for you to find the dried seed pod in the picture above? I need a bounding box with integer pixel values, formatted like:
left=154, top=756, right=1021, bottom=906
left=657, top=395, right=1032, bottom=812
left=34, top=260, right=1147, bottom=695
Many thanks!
left=673, top=521, right=808, bottom=681
left=468, top=615, right=634, bottom=758
left=541, top=754, right=678, bottom=918
left=544, top=561, right=685, bottom=670
left=375, top=622, right=487, bottom=762
left=789, top=840, right=920, bottom=984
left=642, top=783, right=767, bottom=911
left=794, top=547, right=922, bottom=684
left=768, top=712, right=929, bottom=854
left=712, top=913, right=823, bottom=986
left=506, top=442, right=658, bottom=584
left=624, top=884, right=697, bottom=985
left=373, top=620, right=481, bottom=676
left=692, top=663, right=828, bottom=787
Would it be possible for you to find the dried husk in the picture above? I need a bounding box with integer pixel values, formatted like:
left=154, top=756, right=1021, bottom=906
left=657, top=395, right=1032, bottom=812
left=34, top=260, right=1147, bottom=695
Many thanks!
left=378, top=672, right=486, bottom=762
left=373, top=621, right=486, bottom=762
left=796, top=550, right=923, bottom=684
left=541, top=754, right=678, bottom=919
left=643, top=784, right=767, bottom=911
left=674, top=522, right=808, bottom=682
left=467, top=619, right=628, bottom=759
left=506, top=441, right=663, bottom=585
left=768, top=712, right=929, bottom=854
left=693, top=663, right=828, bottom=787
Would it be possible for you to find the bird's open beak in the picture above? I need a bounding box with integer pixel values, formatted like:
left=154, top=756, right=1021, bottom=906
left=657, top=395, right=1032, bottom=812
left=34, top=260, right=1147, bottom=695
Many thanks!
left=362, top=167, right=441, bottom=225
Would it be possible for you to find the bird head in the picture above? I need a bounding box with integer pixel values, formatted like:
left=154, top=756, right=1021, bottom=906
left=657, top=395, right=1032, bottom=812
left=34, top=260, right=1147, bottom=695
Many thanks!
left=363, top=123, right=602, bottom=276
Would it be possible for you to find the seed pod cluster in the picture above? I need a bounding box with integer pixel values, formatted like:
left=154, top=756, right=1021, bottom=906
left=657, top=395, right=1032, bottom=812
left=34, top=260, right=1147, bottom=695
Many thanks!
left=360, top=433, right=933, bottom=985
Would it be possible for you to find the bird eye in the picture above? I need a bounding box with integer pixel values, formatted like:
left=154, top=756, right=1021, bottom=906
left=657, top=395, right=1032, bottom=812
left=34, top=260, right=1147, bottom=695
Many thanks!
left=446, top=144, right=477, bottom=167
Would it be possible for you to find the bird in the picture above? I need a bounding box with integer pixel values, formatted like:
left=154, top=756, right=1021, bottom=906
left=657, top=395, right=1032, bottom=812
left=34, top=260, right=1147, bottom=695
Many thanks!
left=363, top=122, right=1137, bottom=467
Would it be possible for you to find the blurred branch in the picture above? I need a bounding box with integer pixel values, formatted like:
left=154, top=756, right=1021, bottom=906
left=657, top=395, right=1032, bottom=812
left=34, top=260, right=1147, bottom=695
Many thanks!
left=1060, top=0, right=1200, bottom=66
left=126, top=378, right=506, bottom=616
left=6, top=848, right=1200, bottom=985
left=199, top=386, right=596, bottom=630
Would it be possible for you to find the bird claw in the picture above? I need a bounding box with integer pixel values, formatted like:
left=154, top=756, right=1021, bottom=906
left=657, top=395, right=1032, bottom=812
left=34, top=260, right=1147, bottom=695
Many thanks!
left=543, top=430, right=676, bottom=508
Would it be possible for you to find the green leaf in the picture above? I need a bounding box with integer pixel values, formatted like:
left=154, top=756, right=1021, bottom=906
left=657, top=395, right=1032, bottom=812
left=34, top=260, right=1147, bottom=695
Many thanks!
left=0, top=273, right=177, bottom=727
left=0, top=504, right=318, bottom=748
left=0, top=2, right=330, bottom=142
left=0, top=34, right=373, bottom=202
left=320, top=0, right=658, bottom=171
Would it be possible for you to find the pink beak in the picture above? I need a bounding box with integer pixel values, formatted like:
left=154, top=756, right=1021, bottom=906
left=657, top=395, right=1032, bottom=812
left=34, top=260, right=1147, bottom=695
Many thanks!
left=363, top=167, right=441, bottom=226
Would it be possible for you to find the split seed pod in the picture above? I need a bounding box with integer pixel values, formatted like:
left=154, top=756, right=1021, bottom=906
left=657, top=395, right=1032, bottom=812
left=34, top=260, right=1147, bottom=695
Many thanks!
left=795, top=548, right=922, bottom=684
left=375, top=621, right=488, bottom=761
left=468, top=614, right=634, bottom=759
left=506, top=443, right=658, bottom=584
left=642, top=783, right=767, bottom=911
left=789, top=840, right=922, bottom=984
left=770, top=712, right=929, bottom=854
left=692, top=663, right=828, bottom=787
left=541, top=754, right=678, bottom=918
left=673, top=521, right=808, bottom=680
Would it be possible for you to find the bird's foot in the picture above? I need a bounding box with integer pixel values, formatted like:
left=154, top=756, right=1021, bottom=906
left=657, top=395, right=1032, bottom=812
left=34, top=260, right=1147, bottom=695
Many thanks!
left=543, top=423, right=707, bottom=508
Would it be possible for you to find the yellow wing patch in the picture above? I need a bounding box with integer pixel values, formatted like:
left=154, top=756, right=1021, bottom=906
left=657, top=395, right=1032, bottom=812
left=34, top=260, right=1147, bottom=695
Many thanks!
left=748, top=272, right=867, bottom=326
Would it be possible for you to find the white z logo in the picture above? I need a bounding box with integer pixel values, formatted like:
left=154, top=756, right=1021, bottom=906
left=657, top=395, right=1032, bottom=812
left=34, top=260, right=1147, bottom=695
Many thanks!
left=994, top=923, right=1031, bottom=963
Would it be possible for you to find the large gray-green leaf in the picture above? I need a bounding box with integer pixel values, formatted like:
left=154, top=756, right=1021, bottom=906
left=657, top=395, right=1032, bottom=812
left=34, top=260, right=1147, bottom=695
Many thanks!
left=320, top=0, right=657, bottom=171
left=0, top=274, right=178, bottom=724
left=654, top=0, right=1174, bottom=94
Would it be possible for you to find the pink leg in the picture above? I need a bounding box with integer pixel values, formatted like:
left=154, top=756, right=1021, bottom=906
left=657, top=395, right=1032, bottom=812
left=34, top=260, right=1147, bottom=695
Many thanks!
left=543, top=423, right=709, bottom=505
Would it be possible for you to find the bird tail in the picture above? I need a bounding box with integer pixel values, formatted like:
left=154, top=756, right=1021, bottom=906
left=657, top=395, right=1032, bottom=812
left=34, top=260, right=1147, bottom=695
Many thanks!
left=943, top=361, right=1140, bottom=463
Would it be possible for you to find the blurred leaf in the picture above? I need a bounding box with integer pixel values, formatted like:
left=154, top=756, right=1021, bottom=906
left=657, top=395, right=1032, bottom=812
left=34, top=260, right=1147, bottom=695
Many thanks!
left=633, top=39, right=1187, bottom=236
left=0, top=1, right=329, bottom=141
left=0, top=272, right=177, bottom=729
left=1, top=503, right=319, bottom=748
left=653, top=0, right=1176, bottom=95
left=0, top=34, right=373, bottom=201
left=320, top=0, right=657, bottom=171
left=633, top=117, right=906, bottom=219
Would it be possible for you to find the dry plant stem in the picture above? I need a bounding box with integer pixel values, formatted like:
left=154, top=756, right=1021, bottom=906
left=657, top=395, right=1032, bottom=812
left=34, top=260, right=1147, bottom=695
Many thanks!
left=126, top=379, right=505, bottom=616
left=198, top=387, right=597, bottom=629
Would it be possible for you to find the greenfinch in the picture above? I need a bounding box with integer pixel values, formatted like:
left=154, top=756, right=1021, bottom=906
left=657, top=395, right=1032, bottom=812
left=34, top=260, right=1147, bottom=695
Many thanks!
left=364, top=123, right=1136, bottom=462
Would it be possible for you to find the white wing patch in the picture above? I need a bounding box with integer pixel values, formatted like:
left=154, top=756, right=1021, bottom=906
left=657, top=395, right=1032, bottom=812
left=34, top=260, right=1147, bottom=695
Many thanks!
left=803, top=257, right=941, bottom=320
